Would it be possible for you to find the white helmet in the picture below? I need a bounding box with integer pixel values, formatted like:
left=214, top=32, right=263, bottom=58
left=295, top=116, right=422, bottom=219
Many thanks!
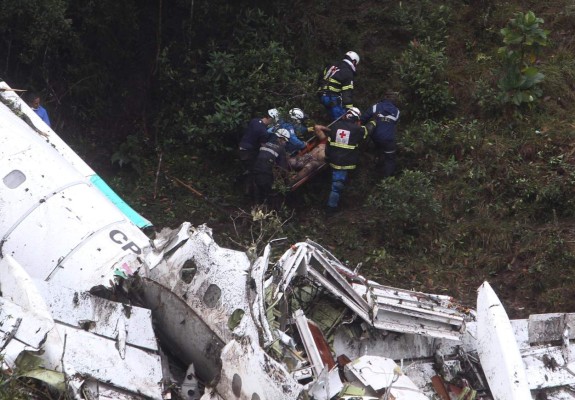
left=345, top=107, right=361, bottom=120
left=345, top=51, right=360, bottom=65
left=289, top=108, right=305, bottom=122
left=268, top=108, right=280, bottom=121
left=275, top=128, right=291, bottom=141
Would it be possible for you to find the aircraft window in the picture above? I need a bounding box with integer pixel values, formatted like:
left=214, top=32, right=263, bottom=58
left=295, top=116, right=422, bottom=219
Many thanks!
left=203, top=284, right=221, bottom=308
left=181, top=259, right=197, bottom=283
left=3, top=169, right=26, bottom=189
left=227, top=308, right=245, bottom=330
left=251, top=394, right=261, bottom=400
left=232, top=373, right=242, bottom=397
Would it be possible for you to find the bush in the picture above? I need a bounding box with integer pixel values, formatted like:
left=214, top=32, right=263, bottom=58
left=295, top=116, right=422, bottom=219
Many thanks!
left=390, top=0, right=452, bottom=43
left=401, top=118, right=483, bottom=161
left=154, top=8, right=315, bottom=154
left=497, top=11, right=549, bottom=107
left=366, top=170, right=442, bottom=237
left=395, top=39, right=455, bottom=120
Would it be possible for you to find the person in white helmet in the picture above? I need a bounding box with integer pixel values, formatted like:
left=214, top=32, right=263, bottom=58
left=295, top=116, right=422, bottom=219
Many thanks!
left=267, top=107, right=308, bottom=155
left=238, top=109, right=279, bottom=195
left=317, top=51, right=360, bottom=121
left=317, top=107, right=374, bottom=214
left=251, top=128, right=291, bottom=205
left=268, top=107, right=327, bottom=159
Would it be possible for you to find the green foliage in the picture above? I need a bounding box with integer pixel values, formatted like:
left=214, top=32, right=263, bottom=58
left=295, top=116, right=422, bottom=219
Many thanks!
left=155, top=8, right=315, bottom=153
left=390, top=0, right=452, bottom=43
left=497, top=11, right=549, bottom=107
left=539, top=50, right=575, bottom=111
left=366, top=170, right=442, bottom=237
left=111, top=134, right=146, bottom=174
left=395, top=39, right=455, bottom=119
left=0, top=0, right=70, bottom=66
left=473, top=77, right=500, bottom=115
left=3, top=0, right=575, bottom=319
left=401, top=118, right=483, bottom=161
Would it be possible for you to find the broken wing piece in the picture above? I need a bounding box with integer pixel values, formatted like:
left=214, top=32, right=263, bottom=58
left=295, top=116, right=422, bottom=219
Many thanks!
left=476, top=281, right=531, bottom=399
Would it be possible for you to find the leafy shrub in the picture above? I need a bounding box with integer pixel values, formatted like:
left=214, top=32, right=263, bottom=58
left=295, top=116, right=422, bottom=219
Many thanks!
left=401, top=118, right=483, bottom=159
left=390, top=1, right=452, bottom=43
left=497, top=11, right=549, bottom=107
left=155, top=9, right=315, bottom=154
left=366, top=170, right=442, bottom=237
left=500, top=163, right=575, bottom=221
left=395, top=39, right=455, bottom=120
left=473, top=77, right=500, bottom=116
left=111, top=134, right=147, bottom=174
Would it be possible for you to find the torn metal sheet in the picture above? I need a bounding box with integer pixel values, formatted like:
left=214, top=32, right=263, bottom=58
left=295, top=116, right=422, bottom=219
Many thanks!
left=140, top=224, right=304, bottom=398
left=60, top=325, right=163, bottom=398
left=250, top=242, right=275, bottom=346
left=0, top=255, right=165, bottom=398
left=344, top=355, right=429, bottom=399
left=294, top=309, right=332, bottom=376
left=214, top=339, right=302, bottom=400
left=34, top=280, right=158, bottom=351
left=307, top=366, right=345, bottom=400
left=272, top=240, right=469, bottom=341
left=0, top=297, right=52, bottom=367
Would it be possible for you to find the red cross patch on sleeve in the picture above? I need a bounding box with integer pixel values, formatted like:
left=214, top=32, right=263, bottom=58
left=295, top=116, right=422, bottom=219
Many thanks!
left=335, top=129, right=351, bottom=144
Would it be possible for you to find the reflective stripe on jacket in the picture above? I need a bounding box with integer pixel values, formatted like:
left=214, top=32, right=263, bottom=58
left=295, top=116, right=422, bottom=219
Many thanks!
left=317, top=59, right=356, bottom=108
left=252, top=142, right=288, bottom=174
left=360, top=100, right=400, bottom=143
left=325, top=120, right=367, bottom=170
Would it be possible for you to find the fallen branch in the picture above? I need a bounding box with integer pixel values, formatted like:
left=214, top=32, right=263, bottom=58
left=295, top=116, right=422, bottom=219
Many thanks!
left=166, top=174, right=229, bottom=215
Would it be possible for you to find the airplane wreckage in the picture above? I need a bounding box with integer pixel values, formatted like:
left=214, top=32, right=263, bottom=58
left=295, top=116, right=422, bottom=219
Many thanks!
left=2, top=81, right=575, bottom=400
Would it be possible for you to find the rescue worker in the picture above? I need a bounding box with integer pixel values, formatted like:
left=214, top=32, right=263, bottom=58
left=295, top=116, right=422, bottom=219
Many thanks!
left=268, top=108, right=308, bottom=155
left=316, top=107, right=373, bottom=214
left=317, top=51, right=360, bottom=121
left=361, top=92, right=400, bottom=178
left=252, top=128, right=291, bottom=205
left=238, top=109, right=279, bottom=194
left=25, top=92, right=51, bottom=127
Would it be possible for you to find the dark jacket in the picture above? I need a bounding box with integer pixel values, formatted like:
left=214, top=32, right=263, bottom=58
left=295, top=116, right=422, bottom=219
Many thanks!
left=239, top=118, right=271, bottom=150
left=317, top=59, right=356, bottom=108
left=252, top=141, right=288, bottom=175
left=325, top=120, right=368, bottom=170
left=360, top=100, right=400, bottom=143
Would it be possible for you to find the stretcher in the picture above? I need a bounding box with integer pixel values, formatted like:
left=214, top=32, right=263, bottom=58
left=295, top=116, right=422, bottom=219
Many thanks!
left=289, top=136, right=328, bottom=191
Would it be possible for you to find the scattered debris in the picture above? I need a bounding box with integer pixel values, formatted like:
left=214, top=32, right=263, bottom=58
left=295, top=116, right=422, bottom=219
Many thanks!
left=3, top=80, right=575, bottom=399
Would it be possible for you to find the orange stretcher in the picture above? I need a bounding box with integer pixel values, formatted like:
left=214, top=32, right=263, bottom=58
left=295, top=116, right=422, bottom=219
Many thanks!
left=289, top=136, right=328, bottom=191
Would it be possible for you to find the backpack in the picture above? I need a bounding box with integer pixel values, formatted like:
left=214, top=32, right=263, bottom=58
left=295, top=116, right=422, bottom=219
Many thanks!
left=317, top=63, right=339, bottom=88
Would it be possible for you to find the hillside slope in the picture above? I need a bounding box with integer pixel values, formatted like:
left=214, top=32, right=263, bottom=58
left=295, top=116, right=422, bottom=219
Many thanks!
left=120, top=0, right=575, bottom=318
